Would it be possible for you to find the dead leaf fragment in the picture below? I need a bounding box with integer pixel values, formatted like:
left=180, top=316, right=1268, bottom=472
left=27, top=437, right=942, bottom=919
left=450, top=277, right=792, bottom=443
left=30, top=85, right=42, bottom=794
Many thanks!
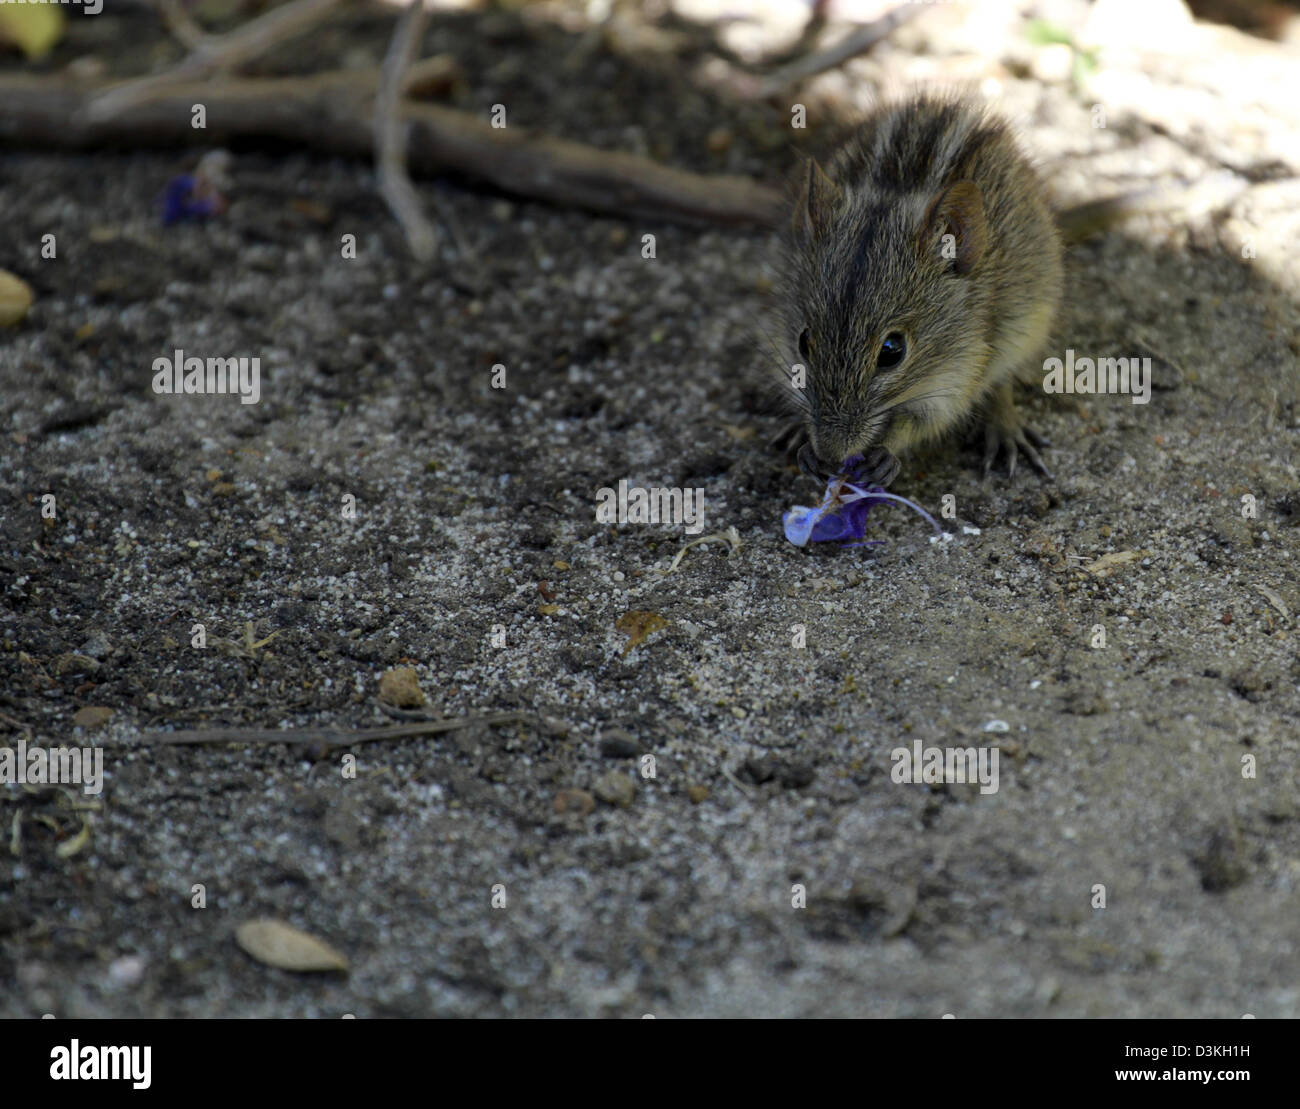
left=0, top=4, right=64, bottom=61
left=1255, top=585, right=1290, bottom=623
left=72, top=706, right=113, bottom=730
left=288, top=197, right=333, bottom=224
left=615, top=610, right=668, bottom=656
left=720, top=424, right=755, bottom=441
left=56, top=818, right=92, bottom=860
left=1082, top=550, right=1144, bottom=578
left=554, top=788, right=595, bottom=817
left=0, top=270, right=35, bottom=326
left=235, top=919, right=349, bottom=973
left=659, top=527, right=742, bottom=574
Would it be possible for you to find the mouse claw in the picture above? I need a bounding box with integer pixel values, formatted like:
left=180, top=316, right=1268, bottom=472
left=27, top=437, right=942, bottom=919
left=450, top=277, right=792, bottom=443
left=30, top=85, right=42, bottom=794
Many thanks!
left=853, top=448, right=900, bottom=489
left=983, top=422, right=1053, bottom=482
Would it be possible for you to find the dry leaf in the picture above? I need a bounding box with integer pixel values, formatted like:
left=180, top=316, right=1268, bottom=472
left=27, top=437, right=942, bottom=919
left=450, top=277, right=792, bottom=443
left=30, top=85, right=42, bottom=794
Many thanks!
left=289, top=197, right=333, bottom=224
left=720, top=424, right=756, bottom=441
left=235, top=919, right=349, bottom=973
left=56, top=819, right=92, bottom=860
left=72, top=706, right=113, bottom=730
left=553, top=788, right=594, bottom=817
left=615, top=610, right=668, bottom=656
left=1083, top=550, right=1144, bottom=577
left=660, top=526, right=741, bottom=574
left=1255, top=585, right=1290, bottom=623
left=0, top=270, right=35, bottom=327
left=0, top=4, right=64, bottom=61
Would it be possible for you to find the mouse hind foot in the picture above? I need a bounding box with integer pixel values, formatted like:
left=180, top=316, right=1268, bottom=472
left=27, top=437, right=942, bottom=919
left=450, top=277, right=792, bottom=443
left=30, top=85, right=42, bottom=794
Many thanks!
left=981, top=383, right=1053, bottom=481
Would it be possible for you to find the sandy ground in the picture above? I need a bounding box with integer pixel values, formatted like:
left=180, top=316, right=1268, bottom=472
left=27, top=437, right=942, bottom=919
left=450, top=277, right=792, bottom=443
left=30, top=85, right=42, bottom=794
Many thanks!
left=1, top=1, right=1298, bottom=1017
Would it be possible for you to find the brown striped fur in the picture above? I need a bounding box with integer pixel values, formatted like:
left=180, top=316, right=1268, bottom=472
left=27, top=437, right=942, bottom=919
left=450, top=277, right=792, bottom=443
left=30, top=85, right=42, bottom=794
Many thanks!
left=777, top=94, right=1063, bottom=472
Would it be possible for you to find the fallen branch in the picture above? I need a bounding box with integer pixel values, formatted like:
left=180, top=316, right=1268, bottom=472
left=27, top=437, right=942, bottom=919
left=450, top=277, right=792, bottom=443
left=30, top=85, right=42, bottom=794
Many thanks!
left=0, top=72, right=783, bottom=227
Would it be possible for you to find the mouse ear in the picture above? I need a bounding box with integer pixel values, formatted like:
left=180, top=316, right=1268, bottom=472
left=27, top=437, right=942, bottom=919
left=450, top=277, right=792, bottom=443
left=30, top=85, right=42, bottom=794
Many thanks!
left=923, top=179, right=987, bottom=274
left=792, top=157, right=842, bottom=241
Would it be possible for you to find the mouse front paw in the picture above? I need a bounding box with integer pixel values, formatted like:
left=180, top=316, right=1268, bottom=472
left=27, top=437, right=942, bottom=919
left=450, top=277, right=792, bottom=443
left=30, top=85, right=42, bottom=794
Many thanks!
left=847, top=448, right=900, bottom=489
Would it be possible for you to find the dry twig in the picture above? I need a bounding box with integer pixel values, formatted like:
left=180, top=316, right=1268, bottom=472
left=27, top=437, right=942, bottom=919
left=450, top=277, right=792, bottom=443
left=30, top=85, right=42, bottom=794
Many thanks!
left=88, top=0, right=345, bottom=120
left=758, top=4, right=923, bottom=96
left=134, top=711, right=535, bottom=748
left=376, top=0, right=437, bottom=260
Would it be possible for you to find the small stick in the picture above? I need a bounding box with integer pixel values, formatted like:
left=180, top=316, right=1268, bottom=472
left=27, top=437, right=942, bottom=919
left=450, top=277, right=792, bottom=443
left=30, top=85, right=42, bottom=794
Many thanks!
left=761, top=0, right=832, bottom=68
left=376, top=0, right=437, bottom=261
left=88, top=0, right=345, bottom=120
left=157, top=0, right=210, bottom=51
left=170, top=0, right=345, bottom=74
left=758, top=4, right=923, bottom=96
left=132, top=711, right=534, bottom=748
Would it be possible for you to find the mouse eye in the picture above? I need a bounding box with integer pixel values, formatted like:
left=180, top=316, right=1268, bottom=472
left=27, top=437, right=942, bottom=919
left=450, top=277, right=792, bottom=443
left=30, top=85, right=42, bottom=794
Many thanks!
left=797, top=328, right=813, bottom=359
left=877, top=332, right=906, bottom=370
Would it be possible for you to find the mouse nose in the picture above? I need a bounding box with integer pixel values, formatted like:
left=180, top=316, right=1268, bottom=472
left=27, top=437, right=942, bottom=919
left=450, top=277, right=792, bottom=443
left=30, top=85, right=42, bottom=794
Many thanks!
left=805, top=425, right=852, bottom=473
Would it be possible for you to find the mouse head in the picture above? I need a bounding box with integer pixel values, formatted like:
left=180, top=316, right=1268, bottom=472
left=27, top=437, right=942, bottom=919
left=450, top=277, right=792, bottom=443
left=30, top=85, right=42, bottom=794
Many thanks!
left=780, top=157, right=992, bottom=471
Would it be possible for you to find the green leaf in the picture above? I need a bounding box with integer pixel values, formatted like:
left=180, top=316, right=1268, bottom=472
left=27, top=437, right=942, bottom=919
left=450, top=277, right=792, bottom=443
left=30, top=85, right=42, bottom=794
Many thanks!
left=1024, top=19, right=1075, bottom=47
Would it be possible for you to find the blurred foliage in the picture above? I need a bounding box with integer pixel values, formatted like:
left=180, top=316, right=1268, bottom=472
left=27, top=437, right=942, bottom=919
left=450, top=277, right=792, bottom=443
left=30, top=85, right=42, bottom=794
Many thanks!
left=0, top=2, right=66, bottom=60
left=1024, top=17, right=1098, bottom=87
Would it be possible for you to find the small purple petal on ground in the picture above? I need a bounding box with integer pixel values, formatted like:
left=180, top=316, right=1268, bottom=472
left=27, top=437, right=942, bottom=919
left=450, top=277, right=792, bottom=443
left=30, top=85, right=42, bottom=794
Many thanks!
left=162, top=174, right=224, bottom=226
left=784, top=465, right=944, bottom=549
left=782, top=505, right=823, bottom=547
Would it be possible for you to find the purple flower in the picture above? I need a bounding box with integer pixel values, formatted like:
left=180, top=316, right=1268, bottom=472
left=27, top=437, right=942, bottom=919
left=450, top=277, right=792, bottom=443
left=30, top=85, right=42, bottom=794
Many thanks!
left=162, top=175, right=215, bottom=226
left=784, top=454, right=942, bottom=549
left=161, top=152, right=232, bottom=226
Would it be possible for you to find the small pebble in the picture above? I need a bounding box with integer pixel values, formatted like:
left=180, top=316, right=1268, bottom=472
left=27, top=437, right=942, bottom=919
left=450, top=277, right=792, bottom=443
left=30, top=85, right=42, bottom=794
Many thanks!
left=107, top=955, right=146, bottom=988
left=80, top=633, right=110, bottom=660
left=592, top=771, right=636, bottom=807
left=378, top=667, right=425, bottom=709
